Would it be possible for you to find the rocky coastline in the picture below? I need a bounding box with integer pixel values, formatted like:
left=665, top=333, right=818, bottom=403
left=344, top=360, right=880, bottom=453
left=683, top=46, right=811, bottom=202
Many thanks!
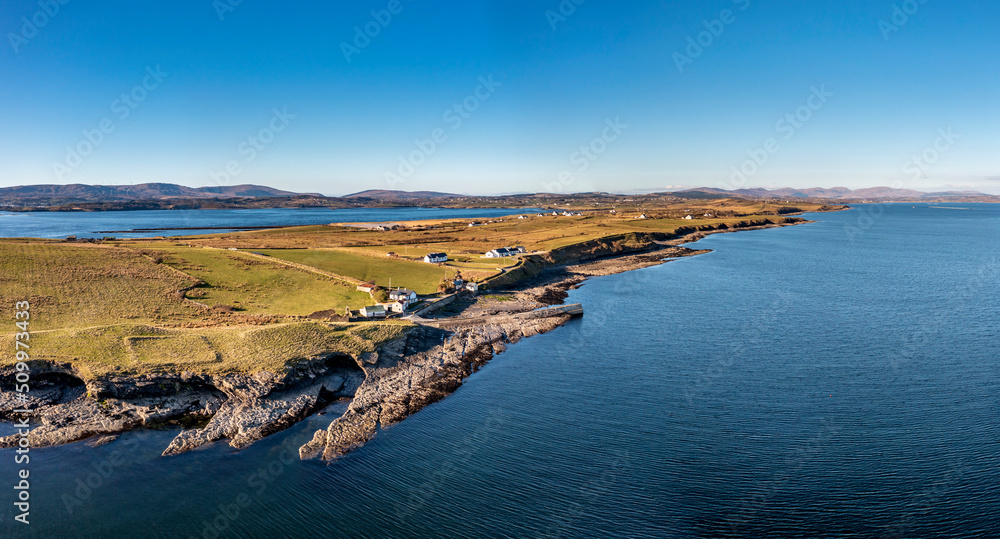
left=0, top=217, right=811, bottom=460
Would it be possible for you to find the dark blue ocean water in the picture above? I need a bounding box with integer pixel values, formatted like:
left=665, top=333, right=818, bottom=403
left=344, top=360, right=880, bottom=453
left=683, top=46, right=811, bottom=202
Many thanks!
left=0, top=207, right=537, bottom=239
left=1, top=203, right=998, bottom=538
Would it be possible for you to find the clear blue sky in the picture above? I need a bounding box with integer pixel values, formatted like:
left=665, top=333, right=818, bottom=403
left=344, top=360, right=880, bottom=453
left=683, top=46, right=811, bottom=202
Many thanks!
left=2, top=0, right=998, bottom=195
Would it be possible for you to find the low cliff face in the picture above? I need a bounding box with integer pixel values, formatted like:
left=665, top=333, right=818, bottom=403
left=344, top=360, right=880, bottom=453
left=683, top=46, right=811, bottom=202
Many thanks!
left=0, top=353, right=366, bottom=455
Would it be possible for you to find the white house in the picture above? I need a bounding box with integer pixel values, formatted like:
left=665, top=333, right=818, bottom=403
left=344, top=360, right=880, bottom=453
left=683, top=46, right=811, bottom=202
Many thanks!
left=383, top=301, right=407, bottom=314
left=360, top=305, right=387, bottom=318
left=486, top=247, right=516, bottom=258
left=683, top=215, right=693, bottom=220
left=424, top=252, right=448, bottom=263
left=465, top=282, right=479, bottom=294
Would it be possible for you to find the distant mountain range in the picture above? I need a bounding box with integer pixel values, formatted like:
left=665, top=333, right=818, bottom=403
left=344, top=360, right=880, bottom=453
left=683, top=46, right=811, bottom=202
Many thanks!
left=1, top=183, right=996, bottom=210
left=673, top=186, right=995, bottom=201
left=0, top=183, right=310, bottom=202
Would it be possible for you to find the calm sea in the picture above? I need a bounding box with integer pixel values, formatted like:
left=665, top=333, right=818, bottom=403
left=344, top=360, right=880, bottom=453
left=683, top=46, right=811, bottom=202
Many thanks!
left=1, top=203, right=998, bottom=538
left=0, top=207, right=539, bottom=239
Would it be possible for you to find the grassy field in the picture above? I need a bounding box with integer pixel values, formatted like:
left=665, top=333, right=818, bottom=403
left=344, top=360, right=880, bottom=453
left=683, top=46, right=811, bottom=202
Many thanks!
left=255, top=248, right=453, bottom=294
left=0, top=241, right=403, bottom=378
left=145, top=246, right=373, bottom=315
left=0, top=241, right=201, bottom=331
left=0, top=321, right=410, bottom=378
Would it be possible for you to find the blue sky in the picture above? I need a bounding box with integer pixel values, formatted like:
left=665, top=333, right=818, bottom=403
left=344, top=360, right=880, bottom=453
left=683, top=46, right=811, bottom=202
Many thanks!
left=1, top=0, right=998, bottom=195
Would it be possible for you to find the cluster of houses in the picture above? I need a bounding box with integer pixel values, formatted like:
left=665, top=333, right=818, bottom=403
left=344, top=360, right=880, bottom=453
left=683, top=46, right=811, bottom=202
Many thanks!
left=358, top=287, right=419, bottom=319
left=485, top=246, right=526, bottom=258
left=448, top=277, right=479, bottom=294
left=468, top=218, right=508, bottom=227
left=356, top=281, right=481, bottom=318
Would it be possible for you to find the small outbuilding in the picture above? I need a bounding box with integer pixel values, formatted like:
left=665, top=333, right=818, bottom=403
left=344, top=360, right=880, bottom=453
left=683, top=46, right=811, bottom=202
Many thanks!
left=360, top=305, right=387, bottom=318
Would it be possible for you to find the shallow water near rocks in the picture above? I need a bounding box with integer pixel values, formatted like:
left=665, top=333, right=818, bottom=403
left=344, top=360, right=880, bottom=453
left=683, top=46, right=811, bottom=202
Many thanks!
left=2, top=204, right=998, bottom=538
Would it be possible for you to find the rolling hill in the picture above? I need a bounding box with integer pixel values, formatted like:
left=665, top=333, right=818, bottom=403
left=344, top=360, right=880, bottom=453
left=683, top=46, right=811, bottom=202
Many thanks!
left=677, top=186, right=992, bottom=201
left=0, top=183, right=309, bottom=203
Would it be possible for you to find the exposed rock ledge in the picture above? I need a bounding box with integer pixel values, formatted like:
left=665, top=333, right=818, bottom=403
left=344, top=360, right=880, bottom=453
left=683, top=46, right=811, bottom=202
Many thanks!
left=299, top=315, right=569, bottom=460
left=0, top=356, right=364, bottom=456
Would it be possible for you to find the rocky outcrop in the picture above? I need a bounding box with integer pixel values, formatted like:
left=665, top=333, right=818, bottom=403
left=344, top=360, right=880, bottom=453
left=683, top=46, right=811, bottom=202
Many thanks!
left=0, top=353, right=365, bottom=455
left=161, top=368, right=362, bottom=455
left=299, top=316, right=569, bottom=461
left=0, top=381, right=223, bottom=450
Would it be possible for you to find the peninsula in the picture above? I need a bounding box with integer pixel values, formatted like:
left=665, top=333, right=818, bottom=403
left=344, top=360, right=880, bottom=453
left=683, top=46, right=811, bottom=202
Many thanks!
left=0, top=196, right=846, bottom=460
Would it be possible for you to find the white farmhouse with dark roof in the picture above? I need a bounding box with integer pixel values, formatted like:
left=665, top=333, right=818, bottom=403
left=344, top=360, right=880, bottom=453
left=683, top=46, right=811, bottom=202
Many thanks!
left=485, top=247, right=515, bottom=258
